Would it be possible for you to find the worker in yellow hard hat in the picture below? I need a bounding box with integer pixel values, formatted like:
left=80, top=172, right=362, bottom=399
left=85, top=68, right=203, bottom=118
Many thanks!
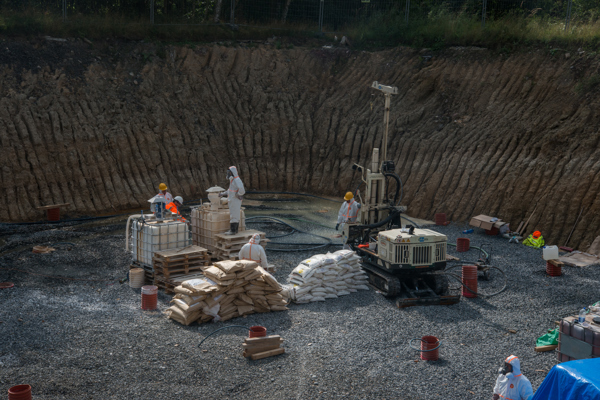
left=157, top=183, right=173, bottom=204
left=336, top=191, right=360, bottom=231
left=522, top=230, right=545, bottom=248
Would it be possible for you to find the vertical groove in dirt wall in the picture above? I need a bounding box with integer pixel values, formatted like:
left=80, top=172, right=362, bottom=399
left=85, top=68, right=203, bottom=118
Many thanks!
left=1, top=41, right=599, bottom=249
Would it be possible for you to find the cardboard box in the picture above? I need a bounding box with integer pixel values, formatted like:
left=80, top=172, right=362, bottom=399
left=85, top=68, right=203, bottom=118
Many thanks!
left=469, top=215, right=507, bottom=230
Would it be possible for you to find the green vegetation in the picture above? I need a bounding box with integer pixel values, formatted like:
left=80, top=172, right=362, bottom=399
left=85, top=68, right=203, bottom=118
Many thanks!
left=350, top=6, right=600, bottom=51
left=575, top=74, right=600, bottom=94
left=0, top=1, right=599, bottom=52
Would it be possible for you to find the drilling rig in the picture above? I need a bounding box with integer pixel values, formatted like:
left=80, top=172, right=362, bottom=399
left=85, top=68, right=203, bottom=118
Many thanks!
left=342, top=82, right=460, bottom=308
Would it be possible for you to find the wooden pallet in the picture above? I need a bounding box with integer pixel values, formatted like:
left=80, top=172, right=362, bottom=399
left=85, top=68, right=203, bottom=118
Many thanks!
left=153, top=245, right=209, bottom=280
left=153, top=272, right=208, bottom=294
left=214, top=230, right=268, bottom=248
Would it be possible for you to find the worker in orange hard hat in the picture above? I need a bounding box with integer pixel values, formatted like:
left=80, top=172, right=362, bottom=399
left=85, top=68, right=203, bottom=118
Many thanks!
left=157, top=183, right=173, bottom=204
left=522, top=230, right=545, bottom=248
left=336, top=191, right=361, bottom=231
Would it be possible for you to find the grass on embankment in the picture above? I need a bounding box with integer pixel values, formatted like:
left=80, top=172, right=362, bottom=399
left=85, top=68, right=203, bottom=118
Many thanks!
left=0, top=9, right=599, bottom=52
left=349, top=11, right=600, bottom=52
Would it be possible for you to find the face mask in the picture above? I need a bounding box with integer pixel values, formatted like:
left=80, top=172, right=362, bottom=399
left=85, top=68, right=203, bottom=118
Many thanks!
left=498, top=365, right=509, bottom=375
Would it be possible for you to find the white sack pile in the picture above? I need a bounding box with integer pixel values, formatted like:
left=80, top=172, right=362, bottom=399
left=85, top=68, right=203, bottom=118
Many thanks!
left=166, top=259, right=288, bottom=325
left=288, top=249, right=369, bottom=303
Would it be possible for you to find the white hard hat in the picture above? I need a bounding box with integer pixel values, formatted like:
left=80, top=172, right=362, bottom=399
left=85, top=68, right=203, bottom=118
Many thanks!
left=174, top=196, right=183, bottom=204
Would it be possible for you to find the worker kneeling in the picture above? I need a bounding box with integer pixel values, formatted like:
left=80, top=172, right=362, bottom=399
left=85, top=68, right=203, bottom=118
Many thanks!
left=238, top=233, right=268, bottom=269
left=493, top=355, right=533, bottom=400
left=166, top=196, right=186, bottom=221
left=523, top=230, right=545, bottom=248
left=336, top=192, right=360, bottom=231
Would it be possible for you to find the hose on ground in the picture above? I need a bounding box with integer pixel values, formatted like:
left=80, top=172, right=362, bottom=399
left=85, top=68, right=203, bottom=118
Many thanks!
left=51, top=242, right=77, bottom=248
left=198, top=325, right=252, bottom=347
left=245, top=191, right=339, bottom=203
left=245, top=216, right=339, bottom=252
left=447, top=242, right=489, bottom=260
left=408, top=338, right=442, bottom=352
left=442, top=264, right=508, bottom=297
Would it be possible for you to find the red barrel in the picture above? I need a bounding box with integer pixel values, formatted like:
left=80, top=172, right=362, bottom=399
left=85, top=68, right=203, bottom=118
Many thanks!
left=435, top=213, right=447, bottom=226
left=485, top=227, right=499, bottom=235
left=141, top=285, right=158, bottom=310
left=546, top=262, right=562, bottom=277
left=462, top=265, right=478, bottom=298
left=8, top=385, right=32, bottom=400
left=420, top=336, right=440, bottom=361
left=47, top=207, right=60, bottom=221
left=249, top=326, right=267, bottom=338
left=456, top=238, right=470, bottom=252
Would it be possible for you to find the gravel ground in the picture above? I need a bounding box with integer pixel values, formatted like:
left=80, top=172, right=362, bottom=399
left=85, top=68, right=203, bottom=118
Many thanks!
left=1, top=198, right=599, bottom=399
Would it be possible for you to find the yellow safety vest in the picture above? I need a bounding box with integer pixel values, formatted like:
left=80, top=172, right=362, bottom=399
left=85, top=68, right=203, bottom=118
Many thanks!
left=523, top=235, right=545, bottom=248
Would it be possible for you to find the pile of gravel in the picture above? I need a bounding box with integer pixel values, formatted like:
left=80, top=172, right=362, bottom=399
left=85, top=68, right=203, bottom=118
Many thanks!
left=1, top=212, right=598, bottom=399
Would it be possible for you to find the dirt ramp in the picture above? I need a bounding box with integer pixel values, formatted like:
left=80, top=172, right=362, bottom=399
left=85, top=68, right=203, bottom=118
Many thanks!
left=0, top=40, right=598, bottom=249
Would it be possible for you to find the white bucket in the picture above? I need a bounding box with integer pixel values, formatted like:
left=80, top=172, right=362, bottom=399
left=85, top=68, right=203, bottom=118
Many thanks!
left=543, top=245, right=559, bottom=261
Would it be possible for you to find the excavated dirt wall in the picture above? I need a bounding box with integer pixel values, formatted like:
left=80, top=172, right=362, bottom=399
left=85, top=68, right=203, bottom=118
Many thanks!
left=1, top=38, right=600, bottom=249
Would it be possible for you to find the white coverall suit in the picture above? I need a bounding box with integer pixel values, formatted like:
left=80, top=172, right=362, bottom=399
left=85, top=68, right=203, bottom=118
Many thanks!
left=226, top=166, right=245, bottom=224
left=493, top=355, right=534, bottom=400
left=157, top=191, right=173, bottom=204
left=238, top=233, right=268, bottom=269
left=337, top=199, right=360, bottom=230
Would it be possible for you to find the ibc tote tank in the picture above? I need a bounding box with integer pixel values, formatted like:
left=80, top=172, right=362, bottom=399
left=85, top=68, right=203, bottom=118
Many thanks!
left=131, top=219, right=190, bottom=265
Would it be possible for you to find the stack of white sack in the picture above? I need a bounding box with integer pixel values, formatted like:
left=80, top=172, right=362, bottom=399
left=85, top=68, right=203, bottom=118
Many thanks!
left=288, top=249, right=369, bottom=303
left=165, top=259, right=288, bottom=325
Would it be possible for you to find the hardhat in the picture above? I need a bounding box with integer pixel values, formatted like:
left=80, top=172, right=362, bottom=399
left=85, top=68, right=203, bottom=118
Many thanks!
left=533, top=230, right=541, bottom=239
left=174, top=196, right=183, bottom=205
left=344, top=192, right=354, bottom=201
left=159, top=183, right=167, bottom=191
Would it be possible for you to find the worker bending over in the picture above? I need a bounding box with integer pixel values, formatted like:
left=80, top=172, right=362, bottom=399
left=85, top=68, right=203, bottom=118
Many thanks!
left=220, top=166, right=245, bottom=235
left=166, top=196, right=186, bottom=221
left=493, top=355, right=533, bottom=400
left=238, top=233, right=268, bottom=269
left=523, top=230, right=545, bottom=248
left=158, top=183, right=173, bottom=204
left=336, top=192, right=360, bottom=231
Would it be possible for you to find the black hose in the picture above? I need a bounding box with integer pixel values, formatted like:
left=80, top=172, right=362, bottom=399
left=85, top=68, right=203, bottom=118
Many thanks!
left=384, top=173, right=401, bottom=205
left=409, top=338, right=442, bottom=352
left=401, top=216, right=421, bottom=229
left=245, top=191, right=339, bottom=203
left=443, top=264, right=508, bottom=297
left=245, top=216, right=336, bottom=252
left=0, top=213, right=131, bottom=226
left=198, top=325, right=252, bottom=347
left=364, top=209, right=401, bottom=229
left=51, top=242, right=77, bottom=248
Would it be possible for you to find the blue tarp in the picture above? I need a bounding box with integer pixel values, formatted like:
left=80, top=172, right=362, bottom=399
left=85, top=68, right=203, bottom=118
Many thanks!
left=532, top=358, right=600, bottom=400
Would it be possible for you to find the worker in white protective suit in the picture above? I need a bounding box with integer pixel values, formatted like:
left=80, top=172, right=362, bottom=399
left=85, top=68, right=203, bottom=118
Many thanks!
left=336, top=191, right=360, bottom=231
left=220, top=166, right=245, bottom=235
left=238, top=233, right=268, bottom=269
left=492, top=355, right=533, bottom=400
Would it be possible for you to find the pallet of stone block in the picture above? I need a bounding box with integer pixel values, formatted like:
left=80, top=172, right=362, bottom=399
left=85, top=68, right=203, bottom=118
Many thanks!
left=242, top=335, right=285, bottom=359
